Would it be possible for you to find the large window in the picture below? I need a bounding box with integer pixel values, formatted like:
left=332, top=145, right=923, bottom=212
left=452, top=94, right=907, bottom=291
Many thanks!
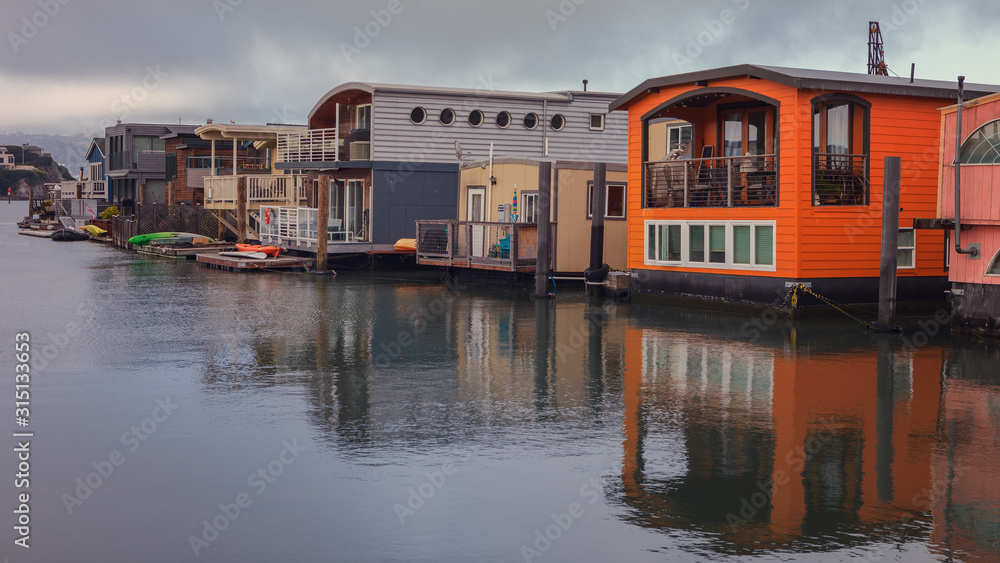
left=987, top=248, right=1000, bottom=276
left=811, top=94, right=870, bottom=206
left=897, top=229, right=915, bottom=269
left=645, top=221, right=776, bottom=270
left=587, top=183, right=626, bottom=219
left=357, top=104, right=372, bottom=129
left=720, top=108, right=773, bottom=157
left=960, top=119, right=1000, bottom=164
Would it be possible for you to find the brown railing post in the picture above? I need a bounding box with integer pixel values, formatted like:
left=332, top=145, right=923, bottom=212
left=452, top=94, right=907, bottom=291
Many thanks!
left=316, top=174, right=329, bottom=272
left=236, top=176, right=247, bottom=243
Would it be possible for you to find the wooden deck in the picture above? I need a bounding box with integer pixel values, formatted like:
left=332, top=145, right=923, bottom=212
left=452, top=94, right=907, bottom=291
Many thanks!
left=18, top=229, right=55, bottom=238
left=196, top=253, right=314, bottom=272
left=135, top=243, right=236, bottom=259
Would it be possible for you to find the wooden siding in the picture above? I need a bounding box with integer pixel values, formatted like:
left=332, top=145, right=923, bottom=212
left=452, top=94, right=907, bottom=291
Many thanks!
left=949, top=225, right=1000, bottom=285
left=623, top=76, right=951, bottom=280
left=458, top=161, right=628, bottom=272
left=370, top=91, right=626, bottom=165
left=939, top=96, right=1000, bottom=222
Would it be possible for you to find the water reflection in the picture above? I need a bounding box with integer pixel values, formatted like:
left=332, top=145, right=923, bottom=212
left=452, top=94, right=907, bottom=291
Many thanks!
left=619, top=306, right=999, bottom=560
left=183, top=269, right=999, bottom=560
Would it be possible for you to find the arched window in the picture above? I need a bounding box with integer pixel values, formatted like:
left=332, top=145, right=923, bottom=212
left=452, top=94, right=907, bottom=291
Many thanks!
left=987, top=247, right=1000, bottom=276
left=960, top=119, right=1000, bottom=164
left=811, top=93, right=871, bottom=205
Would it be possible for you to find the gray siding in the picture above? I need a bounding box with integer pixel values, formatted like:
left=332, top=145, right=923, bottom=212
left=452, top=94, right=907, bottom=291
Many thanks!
left=370, top=91, right=626, bottom=165
left=370, top=162, right=458, bottom=243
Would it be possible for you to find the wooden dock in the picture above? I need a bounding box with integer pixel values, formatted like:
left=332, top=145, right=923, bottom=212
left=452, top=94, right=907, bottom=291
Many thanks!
left=135, top=244, right=235, bottom=259
left=196, top=253, right=314, bottom=272
left=18, top=229, right=55, bottom=238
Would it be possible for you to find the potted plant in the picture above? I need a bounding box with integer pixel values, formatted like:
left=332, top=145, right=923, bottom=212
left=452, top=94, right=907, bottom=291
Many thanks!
left=814, top=173, right=842, bottom=204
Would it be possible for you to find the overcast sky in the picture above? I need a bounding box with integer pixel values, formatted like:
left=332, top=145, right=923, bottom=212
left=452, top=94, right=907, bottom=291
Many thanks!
left=2, top=0, right=998, bottom=136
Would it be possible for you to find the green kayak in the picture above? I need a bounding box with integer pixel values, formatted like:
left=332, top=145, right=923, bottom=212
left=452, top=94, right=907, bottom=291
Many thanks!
left=127, top=232, right=212, bottom=246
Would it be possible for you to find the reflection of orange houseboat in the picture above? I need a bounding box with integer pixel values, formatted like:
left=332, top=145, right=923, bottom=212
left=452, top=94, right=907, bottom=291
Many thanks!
left=610, top=65, right=1000, bottom=305
left=621, top=322, right=944, bottom=551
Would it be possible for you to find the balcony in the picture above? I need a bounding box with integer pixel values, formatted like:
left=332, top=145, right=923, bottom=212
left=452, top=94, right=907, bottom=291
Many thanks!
left=812, top=153, right=869, bottom=206
left=59, top=180, right=107, bottom=200
left=203, top=174, right=308, bottom=210
left=644, top=154, right=778, bottom=208
left=257, top=206, right=369, bottom=247
left=415, top=220, right=551, bottom=273
left=277, top=127, right=371, bottom=164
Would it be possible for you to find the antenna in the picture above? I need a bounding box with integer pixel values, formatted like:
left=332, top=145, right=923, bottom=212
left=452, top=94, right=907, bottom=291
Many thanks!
left=868, top=22, right=888, bottom=76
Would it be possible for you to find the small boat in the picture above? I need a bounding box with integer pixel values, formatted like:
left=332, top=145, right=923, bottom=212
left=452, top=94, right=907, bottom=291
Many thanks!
left=235, top=243, right=282, bottom=257
left=128, top=232, right=212, bottom=246
left=219, top=251, right=269, bottom=259
left=51, top=229, right=89, bottom=242
left=393, top=238, right=417, bottom=252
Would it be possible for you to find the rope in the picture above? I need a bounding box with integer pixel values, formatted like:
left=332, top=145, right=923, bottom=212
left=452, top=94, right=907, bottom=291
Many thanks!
left=548, top=273, right=556, bottom=292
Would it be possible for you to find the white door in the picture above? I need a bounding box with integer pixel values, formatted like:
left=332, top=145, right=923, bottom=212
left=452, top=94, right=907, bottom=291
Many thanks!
left=468, top=188, right=485, bottom=257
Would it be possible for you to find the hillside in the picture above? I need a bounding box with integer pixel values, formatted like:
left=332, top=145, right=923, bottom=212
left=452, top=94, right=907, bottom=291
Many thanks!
left=0, top=133, right=93, bottom=178
left=1, top=145, right=75, bottom=199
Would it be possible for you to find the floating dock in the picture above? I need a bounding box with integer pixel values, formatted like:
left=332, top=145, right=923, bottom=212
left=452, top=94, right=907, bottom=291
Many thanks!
left=134, top=243, right=235, bottom=259
left=18, top=230, right=55, bottom=238
left=196, top=253, right=314, bottom=272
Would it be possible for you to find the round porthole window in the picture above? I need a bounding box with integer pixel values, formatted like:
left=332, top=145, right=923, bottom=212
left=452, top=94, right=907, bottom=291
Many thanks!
left=496, top=111, right=511, bottom=128
left=550, top=114, right=565, bottom=131
left=410, top=107, right=426, bottom=124
left=468, top=109, right=484, bottom=127
left=523, top=112, right=538, bottom=129
left=440, top=108, right=455, bottom=126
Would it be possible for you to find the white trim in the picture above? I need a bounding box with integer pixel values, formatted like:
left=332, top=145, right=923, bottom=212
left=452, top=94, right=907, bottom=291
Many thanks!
left=986, top=247, right=1000, bottom=276
left=587, top=182, right=627, bottom=219
left=589, top=113, right=605, bottom=131
left=897, top=228, right=916, bottom=270
left=644, top=220, right=777, bottom=272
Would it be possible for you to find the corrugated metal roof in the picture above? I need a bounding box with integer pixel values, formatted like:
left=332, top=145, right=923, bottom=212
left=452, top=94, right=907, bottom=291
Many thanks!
left=610, top=64, right=1000, bottom=111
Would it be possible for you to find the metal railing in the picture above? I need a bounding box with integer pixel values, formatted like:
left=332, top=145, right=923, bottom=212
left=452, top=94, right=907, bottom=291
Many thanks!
left=415, top=220, right=548, bottom=272
left=204, top=174, right=308, bottom=208
left=277, top=128, right=339, bottom=163
left=812, top=153, right=869, bottom=205
left=258, top=205, right=366, bottom=246
left=644, top=154, right=778, bottom=208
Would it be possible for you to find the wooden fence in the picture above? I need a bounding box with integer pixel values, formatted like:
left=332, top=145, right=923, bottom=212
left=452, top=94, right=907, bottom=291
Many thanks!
left=112, top=204, right=222, bottom=248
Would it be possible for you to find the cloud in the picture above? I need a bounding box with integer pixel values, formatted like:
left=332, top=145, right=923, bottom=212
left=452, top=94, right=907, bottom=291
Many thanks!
left=1, top=0, right=998, bottom=135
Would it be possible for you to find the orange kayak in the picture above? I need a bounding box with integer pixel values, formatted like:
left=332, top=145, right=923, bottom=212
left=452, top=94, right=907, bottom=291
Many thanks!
left=235, top=243, right=282, bottom=257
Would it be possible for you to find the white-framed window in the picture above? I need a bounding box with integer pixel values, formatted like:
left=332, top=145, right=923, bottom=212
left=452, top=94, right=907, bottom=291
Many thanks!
left=496, top=111, right=511, bottom=128
left=587, top=182, right=626, bottom=219
left=897, top=228, right=915, bottom=269
left=521, top=192, right=539, bottom=222
left=986, top=248, right=1000, bottom=276
left=439, top=108, right=455, bottom=126
left=667, top=124, right=693, bottom=155
left=644, top=221, right=776, bottom=271
left=410, top=106, right=426, bottom=124
left=590, top=113, right=605, bottom=131
left=357, top=104, right=372, bottom=129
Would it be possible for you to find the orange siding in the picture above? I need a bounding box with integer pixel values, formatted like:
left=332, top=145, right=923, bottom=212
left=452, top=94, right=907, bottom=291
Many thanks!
left=625, top=78, right=952, bottom=281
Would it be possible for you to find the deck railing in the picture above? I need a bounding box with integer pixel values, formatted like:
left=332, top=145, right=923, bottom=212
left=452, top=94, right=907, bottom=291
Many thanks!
left=812, top=153, right=869, bottom=205
left=277, top=128, right=339, bottom=163
left=644, top=154, right=778, bottom=208
left=415, top=220, right=550, bottom=272
left=258, top=205, right=367, bottom=247
left=58, top=180, right=107, bottom=200
left=204, top=174, right=308, bottom=208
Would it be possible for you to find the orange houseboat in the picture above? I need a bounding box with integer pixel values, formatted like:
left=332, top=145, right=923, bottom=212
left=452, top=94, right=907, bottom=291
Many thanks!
left=922, top=91, right=1000, bottom=336
left=609, top=65, right=1000, bottom=305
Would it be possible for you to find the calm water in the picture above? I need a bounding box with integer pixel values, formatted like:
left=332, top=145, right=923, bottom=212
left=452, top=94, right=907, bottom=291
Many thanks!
left=2, top=203, right=999, bottom=563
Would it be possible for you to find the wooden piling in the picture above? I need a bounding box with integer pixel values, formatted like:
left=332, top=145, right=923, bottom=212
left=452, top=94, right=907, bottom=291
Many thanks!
left=533, top=161, right=553, bottom=298
left=877, top=156, right=901, bottom=329
left=316, top=174, right=330, bottom=272
left=590, top=163, right=607, bottom=271
left=236, top=175, right=247, bottom=243
left=166, top=180, right=175, bottom=207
